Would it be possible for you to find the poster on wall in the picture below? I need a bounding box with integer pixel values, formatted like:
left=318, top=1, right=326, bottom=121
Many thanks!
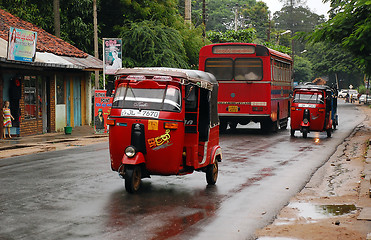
left=7, top=27, right=37, bottom=62
left=103, top=38, right=122, bottom=75
left=94, top=90, right=113, bottom=133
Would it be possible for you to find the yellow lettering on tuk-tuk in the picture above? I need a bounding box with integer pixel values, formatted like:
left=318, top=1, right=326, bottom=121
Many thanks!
left=148, top=129, right=171, bottom=148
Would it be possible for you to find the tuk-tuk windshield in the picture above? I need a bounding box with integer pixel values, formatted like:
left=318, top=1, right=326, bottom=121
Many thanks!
left=293, top=92, right=324, bottom=104
left=112, top=85, right=181, bottom=112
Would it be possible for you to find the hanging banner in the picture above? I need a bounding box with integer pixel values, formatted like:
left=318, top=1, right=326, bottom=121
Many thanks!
left=103, top=38, right=122, bottom=75
left=94, top=90, right=113, bottom=133
left=7, top=27, right=37, bottom=62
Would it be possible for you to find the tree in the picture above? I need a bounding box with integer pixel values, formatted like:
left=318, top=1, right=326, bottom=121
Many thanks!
left=273, top=5, right=326, bottom=54
left=308, top=0, right=371, bottom=75
left=304, top=42, right=363, bottom=88
left=182, top=0, right=258, bottom=32
left=293, top=55, right=313, bottom=83
left=241, top=1, right=269, bottom=40
left=207, top=28, right=256, bottom=43
left=119, top=20, right=189, bottom=68
left=0, top=0, right=96, bottom=54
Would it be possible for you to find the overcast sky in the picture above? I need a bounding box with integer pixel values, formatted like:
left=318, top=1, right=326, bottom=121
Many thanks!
left=261, top=0, right=331, bottom=17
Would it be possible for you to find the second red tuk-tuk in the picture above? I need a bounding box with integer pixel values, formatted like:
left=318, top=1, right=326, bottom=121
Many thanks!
left=290, top=84, right=337, bottom=138
left=108, top=68, right=222, bottom=193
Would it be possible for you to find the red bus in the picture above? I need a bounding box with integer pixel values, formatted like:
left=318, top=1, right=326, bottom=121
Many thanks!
left=199, top=43, right=293, bottom=132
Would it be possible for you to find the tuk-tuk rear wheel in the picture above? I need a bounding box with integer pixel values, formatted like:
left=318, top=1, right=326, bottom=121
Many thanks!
left=125, top=165, right=142, bottom=193
left=327, top=129, right=332, bottom=138
left=206, top=161, right=218, bottom=185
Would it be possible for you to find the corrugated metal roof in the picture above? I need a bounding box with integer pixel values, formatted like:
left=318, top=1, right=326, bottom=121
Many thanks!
left=0, top=34, right=102, bottom=71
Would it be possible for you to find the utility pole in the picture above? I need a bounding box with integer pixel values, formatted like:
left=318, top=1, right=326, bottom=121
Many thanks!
left=202, top=0, right=206, bottom=37
left=53, top=0, right=60, bottom=37
left=234, top=8, right=238, bottom=31
left=185, top=0, right=191, bottom=27
left=93, top=0, right=99, bottom=89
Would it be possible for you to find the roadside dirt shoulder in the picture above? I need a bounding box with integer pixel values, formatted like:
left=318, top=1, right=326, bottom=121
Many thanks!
left=256, top=105, right=371, bottom=240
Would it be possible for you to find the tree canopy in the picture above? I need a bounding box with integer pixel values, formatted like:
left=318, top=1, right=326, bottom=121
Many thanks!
left=307, top=0, right=371, bottom=75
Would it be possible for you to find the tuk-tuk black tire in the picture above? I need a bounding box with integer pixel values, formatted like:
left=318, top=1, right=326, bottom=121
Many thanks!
left=125, top=165, right=142, bottom=193
left=327, top=129, right=332, bottom=138
left=206, top=161, right=218, bottom=185
left=229, top=122, right=237, bottom=131
left=290, top=129, right=295, bottom=137
left=302, top=129, right=308, bottom=138
left=220, top=121, right=227, bottom=133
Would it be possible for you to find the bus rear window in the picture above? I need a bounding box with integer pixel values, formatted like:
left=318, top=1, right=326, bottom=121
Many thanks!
left=293, top=92, right=324, bottom=104
left=235, top=58, right=263, bottom=80
left=205, top=58, right=233, bottom=81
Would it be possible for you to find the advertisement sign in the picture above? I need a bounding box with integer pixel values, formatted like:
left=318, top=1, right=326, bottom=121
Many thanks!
left=7, top=27, right=37, bottom=62
left=94, top=90, right=113, bottom=133
left=103, top=38, right=122, bottom=75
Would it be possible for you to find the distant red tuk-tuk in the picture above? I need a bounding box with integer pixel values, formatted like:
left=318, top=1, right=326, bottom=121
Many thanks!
left=290, top=84, right=337, bottom=138
left=108, top=68, right=222, bottom=193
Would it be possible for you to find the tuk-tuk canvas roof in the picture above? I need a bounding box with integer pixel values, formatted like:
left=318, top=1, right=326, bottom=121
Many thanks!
left=115, top=67, right=218, bottom=91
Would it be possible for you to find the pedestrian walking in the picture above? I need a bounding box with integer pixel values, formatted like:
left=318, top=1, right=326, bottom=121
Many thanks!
left=3, top=101, right=14, bottom=138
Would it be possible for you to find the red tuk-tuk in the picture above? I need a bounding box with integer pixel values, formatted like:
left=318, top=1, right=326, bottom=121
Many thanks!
left=108, top=68, right=222, bottom=193
left=290, top=84, right=336, bottom=138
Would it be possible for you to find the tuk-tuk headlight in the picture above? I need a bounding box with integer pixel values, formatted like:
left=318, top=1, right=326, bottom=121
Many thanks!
left=303, top=118, right=309, bottom=124
left=125, top=146, right=136, bottom=158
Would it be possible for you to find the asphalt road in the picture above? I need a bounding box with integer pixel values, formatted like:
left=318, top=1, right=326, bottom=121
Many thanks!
left=0, top=101, right=364, bottom=240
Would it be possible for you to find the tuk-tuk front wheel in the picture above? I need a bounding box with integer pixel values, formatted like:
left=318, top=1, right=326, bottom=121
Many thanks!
left=206, top=161, right=218, bottom=185
left=290, top=129, right=295, bottom=137
left=124, top=165, right=142, bottom=193
left=302, top=128, right=308, bottom=138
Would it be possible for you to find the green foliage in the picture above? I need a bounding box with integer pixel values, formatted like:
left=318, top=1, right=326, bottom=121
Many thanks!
left=308, top=0, right=371, bottom=75
left=119, top=20, right=189, bottom=68
left=263, top=41, right=291, bottom=55
left=358, top=85, right=367, bottom=94
left=179, top=26, right=207, bottom=69
left=273, top=5, right=326, bottom=54
left=182, top=0, right=258, bottom=32
left=206, top=28, right=256, bottom=43
left=303, top=42, right=364, bottom=88
left=0, top=0, right=95, bottom=54
left=293, top=56, right=313, bottom=83
left=241, top=1, right=269, bottom=40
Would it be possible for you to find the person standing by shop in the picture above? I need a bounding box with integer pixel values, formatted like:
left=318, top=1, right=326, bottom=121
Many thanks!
left=3, top=101, right=14, bottom=139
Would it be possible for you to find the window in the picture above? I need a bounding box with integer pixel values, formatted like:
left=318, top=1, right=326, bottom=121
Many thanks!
left=293, top=92, right=324, bottom=104
left=56, top=75, right=65, bottom=104
left=235, top=58, right=263, bottom=80
left=24, top=76, right=37, bottom=119
left=205, top=58, right=233, bottom=81
left=113, top=85, right=182, bottom=112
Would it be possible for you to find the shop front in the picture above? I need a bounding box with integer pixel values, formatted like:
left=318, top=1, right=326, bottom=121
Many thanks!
left=0, top=9, right=102, bottom=138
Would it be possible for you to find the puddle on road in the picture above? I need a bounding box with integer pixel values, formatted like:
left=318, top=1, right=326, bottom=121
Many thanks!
left=287, top=202, right=357, bottom=220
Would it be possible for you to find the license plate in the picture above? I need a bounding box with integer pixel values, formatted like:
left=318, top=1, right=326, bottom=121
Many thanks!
left=228, top=106, right=239, bottom=112
left=298, top=104, right=316, bottom=108
left=121, top=109, right=160, bottom=118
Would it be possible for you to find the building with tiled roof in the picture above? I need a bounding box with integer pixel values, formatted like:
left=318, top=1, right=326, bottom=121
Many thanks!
left=0, top=9, right=103, bottom=137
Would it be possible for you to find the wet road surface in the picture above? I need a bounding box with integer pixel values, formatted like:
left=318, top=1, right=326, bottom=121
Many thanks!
left=0, top=102, right=364, bottom=240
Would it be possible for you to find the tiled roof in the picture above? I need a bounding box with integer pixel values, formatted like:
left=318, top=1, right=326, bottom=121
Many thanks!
left=0, top=9, right=88, bottom=58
